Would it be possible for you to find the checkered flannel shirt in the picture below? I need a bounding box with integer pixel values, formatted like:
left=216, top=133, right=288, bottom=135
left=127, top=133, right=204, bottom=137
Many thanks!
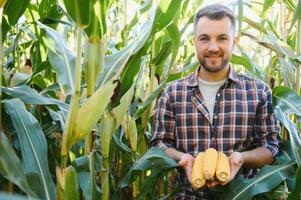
left=151, top=66, right=279, bottom=200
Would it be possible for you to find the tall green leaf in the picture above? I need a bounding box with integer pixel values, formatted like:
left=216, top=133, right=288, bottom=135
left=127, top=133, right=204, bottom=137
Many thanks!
left=56, top=166, right=79, bottom=200
left=119, top=147, right=178, bottom=188
left=237, top=0, right=243, bottom=36
left=165, top=23, right=181, bottom=77
left=84, top=0, right=108, bottom=39
left=0, top=132, right=37, bottom=198
left=74, top=154, right=99, bottom=200
left=275, top=108, right=301, bottom=165
left=273, top=86, right=301, bottom=116
left=1, top=0, right=30, bottom=39
left=3, top=99, right=56, bottom=200
left=289, top=0, right=301, bottom=33
left=113, top=84, right=135, bottom=127
left=153, top=0, right=182, bottom=32
left=37, top=21, right=76, bottom=95
left=262, top=0, right=276, bottom=17
left=97, top=19, right=153, bottom=88
left=2, top=85, right=68, bottom=127
left=0, top=192, right=39, bottom=200
left=215, top=157, right=296, bottom=200
left=74, top=81, right=117, bottom=143
left=287, top=165, right=301, bottom=200
left=62, top=0, right=90, bottom=28
left=39, top=0, right=56, bottom=18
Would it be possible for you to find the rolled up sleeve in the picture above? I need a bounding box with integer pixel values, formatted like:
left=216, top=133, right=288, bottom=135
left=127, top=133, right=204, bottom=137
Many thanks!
left=151, top=90, right=175, bottom=150
left=253, top=85, right=280, bottom=157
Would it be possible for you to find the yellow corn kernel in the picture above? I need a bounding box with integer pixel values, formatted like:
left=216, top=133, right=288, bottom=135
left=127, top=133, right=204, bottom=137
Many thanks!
left=191, top=152, right=206, bottom=189
left=216, top=152, right=231, bottom=182
left=203, top=148, right=218, bottom=180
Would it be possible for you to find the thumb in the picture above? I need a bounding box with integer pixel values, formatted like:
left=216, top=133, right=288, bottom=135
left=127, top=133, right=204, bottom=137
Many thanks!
left=178, top=159, right=187, bottom=167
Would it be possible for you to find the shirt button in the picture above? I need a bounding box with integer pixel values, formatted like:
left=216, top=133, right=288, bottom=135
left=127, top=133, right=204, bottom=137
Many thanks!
left=213, top=115, right=218, bottom=119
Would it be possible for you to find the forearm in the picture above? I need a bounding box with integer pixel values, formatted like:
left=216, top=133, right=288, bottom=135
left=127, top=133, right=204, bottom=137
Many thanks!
left=165, top=147, right=186, bottom=161
left=241, top=147, right=274, bottom=168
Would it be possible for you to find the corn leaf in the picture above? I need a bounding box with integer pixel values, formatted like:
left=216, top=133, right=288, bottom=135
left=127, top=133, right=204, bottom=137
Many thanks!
left=237, top=0, right=243, bottom=36
left=74, top=82, right=117, bottom=143
left=62, top=0, right=90, bottom=28
left=3, top=99, right=56, bottom=200
left=214, top=155, right=296, bottom=200
left=262, top=0, right=276, bottom=17
left=134, top=81, right=166, bottom=118
left=153, top=0, right=182, bottom=32
left=275, top=108, right=301, bottom=166
left=37, top=21, right=76, bottom=95
left=119, top=147, right=178, bottom=188
left=113, top=84, right=135, bottom=127
left=0, top=132, right=37, bottom=198
left=287, top=165, right=301, bottom=200
left=38, top=0, right=55, bottom=18
left=166, top=23, right=181, bottom=75
left=278, top=57, right=296, bottom=89
left=2, top=85, right=68, bottom=127
left=97, top=19, right=153, bottom=88
left=0, top=192, right=39, bottom=200
left=124, top=0, right=152, bottom=32
left=100, top=112, right=116, bottom=157
left=83, top=41, right=104, bottom=95
left=289, top=0, right=301, bottom=33
left=56, top=166, right=79, bottom=200
left=2, top=0, right=30, bottom=39
left=273, top=86, right=301, bottom=116
left=74, top=154, right=99, bottom=200
left=167, top=61, right=199, bottom=82
left=84, top=0, right=108, bottom=38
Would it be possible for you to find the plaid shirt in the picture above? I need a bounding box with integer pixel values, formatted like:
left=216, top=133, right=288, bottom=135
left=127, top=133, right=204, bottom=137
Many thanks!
left=151, top=67, right=279, bottom=199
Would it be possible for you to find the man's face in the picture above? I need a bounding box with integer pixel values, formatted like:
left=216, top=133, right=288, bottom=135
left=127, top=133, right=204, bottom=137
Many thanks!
left=193, top=17, right=235, bottom=73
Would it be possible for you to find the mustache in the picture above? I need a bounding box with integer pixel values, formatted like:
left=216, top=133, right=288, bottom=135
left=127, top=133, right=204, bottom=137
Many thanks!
left=205, top=51, right=223, bottom=57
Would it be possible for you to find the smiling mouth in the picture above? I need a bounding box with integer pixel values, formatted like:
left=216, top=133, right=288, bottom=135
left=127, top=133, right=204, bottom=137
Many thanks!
left=206, top=55, right=222, bottom=59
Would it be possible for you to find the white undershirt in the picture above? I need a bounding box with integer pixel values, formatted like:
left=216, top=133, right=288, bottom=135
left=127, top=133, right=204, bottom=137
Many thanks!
left=198, top=78, right=226, bottom=122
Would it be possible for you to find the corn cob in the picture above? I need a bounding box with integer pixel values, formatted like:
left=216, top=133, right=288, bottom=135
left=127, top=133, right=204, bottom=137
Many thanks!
left=203, top=148, right=218, bottom=180
left=191, top=152, right=206, bottom=189
left=216, top=152, right=230, bottom=182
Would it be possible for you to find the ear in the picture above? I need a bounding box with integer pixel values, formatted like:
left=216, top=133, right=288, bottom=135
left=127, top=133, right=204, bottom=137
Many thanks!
left=233, top=36, right=238, bottom=46
left=193, top=35, right=197, bottom=45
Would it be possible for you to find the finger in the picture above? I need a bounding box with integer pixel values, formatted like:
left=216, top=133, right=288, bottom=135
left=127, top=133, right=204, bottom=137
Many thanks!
left=178, top=159, right=187, bottom=167
left=206, top=181, right=219, bottom=188
left=186, top=166, right=193, bottom=183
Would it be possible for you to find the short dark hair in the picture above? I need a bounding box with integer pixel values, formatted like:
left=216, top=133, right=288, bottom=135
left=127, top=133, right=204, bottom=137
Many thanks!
left=194, top=4, right=236, bottom=33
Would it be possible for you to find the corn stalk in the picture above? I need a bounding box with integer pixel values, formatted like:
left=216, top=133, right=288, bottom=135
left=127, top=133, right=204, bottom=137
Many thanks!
left=295, top=18, right=301, bottom=94
left=61, top=27, right=83, bottom=166
left=0, top=5, right=3, bottom=133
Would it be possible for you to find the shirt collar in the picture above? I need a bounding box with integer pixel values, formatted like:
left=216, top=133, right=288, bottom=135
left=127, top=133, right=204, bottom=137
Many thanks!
left=187, top=65, right=240, bottom=87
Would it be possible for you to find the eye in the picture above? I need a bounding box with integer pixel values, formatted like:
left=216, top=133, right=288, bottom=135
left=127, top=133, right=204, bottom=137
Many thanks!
left=218, top=37, right=228, bottom=41
left=199, top=37, right=209, bottom=42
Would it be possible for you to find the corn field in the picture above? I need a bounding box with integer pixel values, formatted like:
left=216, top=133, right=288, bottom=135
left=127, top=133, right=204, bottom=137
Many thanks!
left=0, top=0, right=301, bottom=199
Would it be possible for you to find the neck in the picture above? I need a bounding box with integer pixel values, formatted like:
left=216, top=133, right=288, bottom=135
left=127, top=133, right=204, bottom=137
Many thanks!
left=198, top=64, right=230, bottom=82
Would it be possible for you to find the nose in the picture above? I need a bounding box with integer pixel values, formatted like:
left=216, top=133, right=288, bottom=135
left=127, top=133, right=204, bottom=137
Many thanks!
left=208, top=40, right=219, bottom=52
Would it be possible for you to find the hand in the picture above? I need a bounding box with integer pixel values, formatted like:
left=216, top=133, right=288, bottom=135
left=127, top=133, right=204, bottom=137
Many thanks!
left=178, top=153, right=195, bottom=183
left=220, top=151, right=244, bottom=186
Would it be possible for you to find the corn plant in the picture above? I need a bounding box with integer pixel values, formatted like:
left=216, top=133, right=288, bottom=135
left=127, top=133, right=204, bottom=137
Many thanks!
left=0, top=0, right=300, bottom=199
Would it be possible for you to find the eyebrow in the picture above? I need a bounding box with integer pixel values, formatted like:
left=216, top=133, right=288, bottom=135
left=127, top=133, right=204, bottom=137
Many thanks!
left=198, top=33, right=230, bottom=39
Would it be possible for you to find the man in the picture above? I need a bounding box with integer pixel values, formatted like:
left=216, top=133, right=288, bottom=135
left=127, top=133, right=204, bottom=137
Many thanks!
left=151, top=4, right=279, bottom=200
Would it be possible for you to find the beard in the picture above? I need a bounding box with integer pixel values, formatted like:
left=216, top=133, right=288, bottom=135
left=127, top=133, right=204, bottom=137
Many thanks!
left=198, top=51, right=230, bottom=73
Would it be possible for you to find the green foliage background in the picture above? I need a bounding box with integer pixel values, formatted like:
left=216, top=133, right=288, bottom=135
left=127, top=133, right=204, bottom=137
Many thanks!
left=0, top=0, right=301, bottom=199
